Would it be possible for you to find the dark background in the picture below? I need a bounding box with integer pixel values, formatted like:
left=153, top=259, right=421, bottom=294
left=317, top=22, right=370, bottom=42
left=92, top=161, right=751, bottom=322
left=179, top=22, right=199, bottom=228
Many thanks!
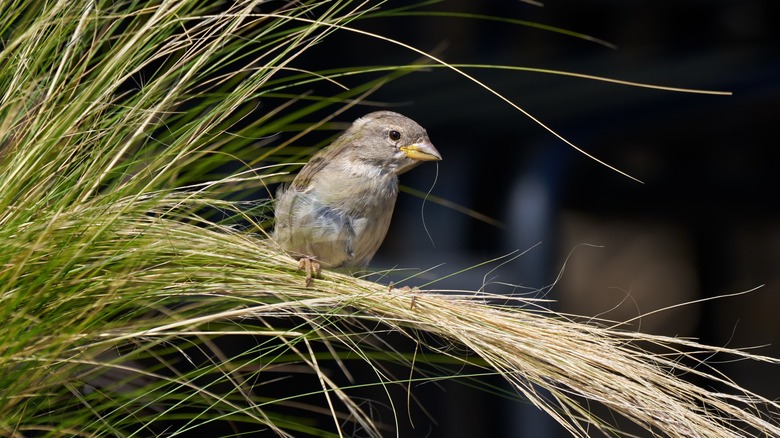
left=278, top=1, right=779, bottom=436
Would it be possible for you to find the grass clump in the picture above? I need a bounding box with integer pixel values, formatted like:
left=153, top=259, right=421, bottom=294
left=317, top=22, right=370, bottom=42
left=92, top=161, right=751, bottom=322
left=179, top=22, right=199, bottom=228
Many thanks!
left=1, top=1, right=778, bottom=436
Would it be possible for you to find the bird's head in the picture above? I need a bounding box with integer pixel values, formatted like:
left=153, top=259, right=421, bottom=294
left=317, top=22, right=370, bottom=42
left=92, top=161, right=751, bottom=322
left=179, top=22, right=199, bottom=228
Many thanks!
left=348, top=111, right=441, bottom=175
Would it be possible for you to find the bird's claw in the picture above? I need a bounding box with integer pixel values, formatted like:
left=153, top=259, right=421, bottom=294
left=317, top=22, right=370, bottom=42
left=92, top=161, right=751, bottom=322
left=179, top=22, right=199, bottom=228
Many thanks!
left=388, top=281, right=418, bottom=309
left=298, top=257, right=321, bottom=287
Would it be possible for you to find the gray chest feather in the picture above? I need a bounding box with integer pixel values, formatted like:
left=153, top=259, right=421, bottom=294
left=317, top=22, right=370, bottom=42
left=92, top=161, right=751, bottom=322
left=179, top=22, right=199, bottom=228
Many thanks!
left=275, top=173, right=399, bottom=268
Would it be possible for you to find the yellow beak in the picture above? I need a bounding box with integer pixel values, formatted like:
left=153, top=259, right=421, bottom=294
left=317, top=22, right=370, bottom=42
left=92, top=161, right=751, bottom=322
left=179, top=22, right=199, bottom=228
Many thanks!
left=400, top=141, right=442, bottom=161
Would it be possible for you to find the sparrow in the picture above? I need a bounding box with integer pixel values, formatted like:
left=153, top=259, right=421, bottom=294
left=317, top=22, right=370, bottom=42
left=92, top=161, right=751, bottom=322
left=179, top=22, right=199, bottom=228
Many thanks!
left=274, top=111, right=442, bottom=286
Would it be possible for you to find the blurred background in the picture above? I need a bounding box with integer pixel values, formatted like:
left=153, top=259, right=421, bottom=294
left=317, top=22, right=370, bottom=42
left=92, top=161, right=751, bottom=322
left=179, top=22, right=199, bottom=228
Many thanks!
left=272, top=1, right=779, bottom=436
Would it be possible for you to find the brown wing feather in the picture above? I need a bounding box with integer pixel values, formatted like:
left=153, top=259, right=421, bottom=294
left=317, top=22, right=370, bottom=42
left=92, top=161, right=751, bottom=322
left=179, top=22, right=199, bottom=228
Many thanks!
left=292, top=134, right=354, bottom=191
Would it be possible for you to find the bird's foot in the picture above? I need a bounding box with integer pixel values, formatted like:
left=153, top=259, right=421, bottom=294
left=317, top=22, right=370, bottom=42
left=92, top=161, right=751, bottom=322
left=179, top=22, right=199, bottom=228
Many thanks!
left=388, top=282, right=418, bottom=309
left=298, top=257, right=321, bottom=287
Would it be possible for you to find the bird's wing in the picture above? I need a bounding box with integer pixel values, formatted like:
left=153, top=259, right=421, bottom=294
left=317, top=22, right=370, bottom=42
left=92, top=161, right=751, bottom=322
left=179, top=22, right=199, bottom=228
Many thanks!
left=292, top=136, right=352, bottom=191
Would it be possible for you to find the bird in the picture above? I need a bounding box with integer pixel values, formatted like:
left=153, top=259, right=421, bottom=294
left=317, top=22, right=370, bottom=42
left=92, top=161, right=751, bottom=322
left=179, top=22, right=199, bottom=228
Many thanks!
left=274, top=111, right=442, bottom=286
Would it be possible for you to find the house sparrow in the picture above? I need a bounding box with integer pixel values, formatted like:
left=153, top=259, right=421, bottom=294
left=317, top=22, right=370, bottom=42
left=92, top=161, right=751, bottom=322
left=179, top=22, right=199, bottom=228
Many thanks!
left=274, top=111, right=442, bottom=286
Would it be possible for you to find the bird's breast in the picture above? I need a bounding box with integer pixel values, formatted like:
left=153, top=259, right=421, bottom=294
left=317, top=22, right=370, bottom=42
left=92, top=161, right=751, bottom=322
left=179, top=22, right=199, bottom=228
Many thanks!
left=314, top=165, right=398, bottom=213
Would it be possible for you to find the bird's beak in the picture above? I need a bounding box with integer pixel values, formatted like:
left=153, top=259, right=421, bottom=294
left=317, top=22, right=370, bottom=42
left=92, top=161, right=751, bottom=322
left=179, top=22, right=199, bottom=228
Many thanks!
left=400, top=141, right=442, bottom=161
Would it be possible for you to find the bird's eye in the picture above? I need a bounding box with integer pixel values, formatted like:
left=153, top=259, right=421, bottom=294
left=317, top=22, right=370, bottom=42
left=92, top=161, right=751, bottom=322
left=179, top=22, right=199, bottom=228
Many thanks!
left=388, top=130, right=401, bottom=141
